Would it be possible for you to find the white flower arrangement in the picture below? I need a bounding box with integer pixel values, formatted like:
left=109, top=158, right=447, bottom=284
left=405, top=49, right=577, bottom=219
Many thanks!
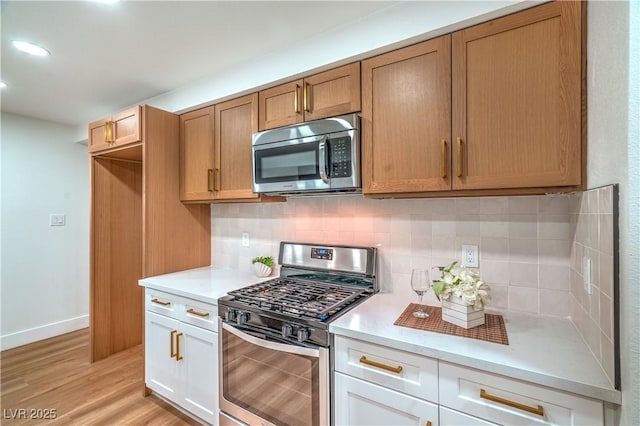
left=432, top=261, right=491, bottom=309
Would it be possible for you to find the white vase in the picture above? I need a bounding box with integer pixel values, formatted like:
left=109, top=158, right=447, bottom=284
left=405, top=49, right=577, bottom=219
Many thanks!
left=253, top=263, right=272, bottom=277
left=441, top=296, right=485, bottom=329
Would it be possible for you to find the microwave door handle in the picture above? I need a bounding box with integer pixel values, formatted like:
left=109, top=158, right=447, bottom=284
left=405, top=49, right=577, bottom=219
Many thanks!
left=319, top=136, right=329, bottom=184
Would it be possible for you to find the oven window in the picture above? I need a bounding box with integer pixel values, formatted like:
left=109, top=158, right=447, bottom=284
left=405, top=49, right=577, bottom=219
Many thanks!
left=254, top=142, right=319, bottom=183
left=222, top=328, right=319, bottom=426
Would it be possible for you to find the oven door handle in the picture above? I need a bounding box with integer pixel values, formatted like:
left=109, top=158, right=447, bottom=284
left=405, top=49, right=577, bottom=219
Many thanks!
left=318, top=136, right=329, bottom=184
left=222, top=322, right=321, bottom=358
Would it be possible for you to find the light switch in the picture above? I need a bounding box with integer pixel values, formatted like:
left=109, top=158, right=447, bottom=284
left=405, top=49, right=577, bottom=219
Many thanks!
left=49, top=214, right=66, bottom=226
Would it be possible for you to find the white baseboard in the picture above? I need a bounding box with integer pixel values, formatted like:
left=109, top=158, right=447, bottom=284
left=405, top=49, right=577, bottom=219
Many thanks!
left=0, top=315, right=89, bottom=351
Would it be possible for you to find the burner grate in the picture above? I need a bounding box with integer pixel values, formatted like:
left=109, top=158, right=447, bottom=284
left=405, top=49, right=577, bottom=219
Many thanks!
left=227, top=278, right=367, bottom=319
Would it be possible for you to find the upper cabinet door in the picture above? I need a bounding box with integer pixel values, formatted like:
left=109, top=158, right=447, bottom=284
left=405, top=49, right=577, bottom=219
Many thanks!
left=214, top=93, right=260, bottom=200
left=303, top=62, right=361, bottom=122
left=179, top=106, right=215, bottom=201
left=452, top=1, right=583, bottom=190
left=89, top=105, right=141, bottom=153
left=258, top=80, right=303, bottom=131
left=258, top=62, right=362, bottom=131
left=362, top=35, right=452, bottom=194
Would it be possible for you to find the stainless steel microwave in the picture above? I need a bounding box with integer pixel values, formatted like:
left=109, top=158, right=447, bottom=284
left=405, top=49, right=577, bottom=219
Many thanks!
left=252, top=114, right=360, bottom=196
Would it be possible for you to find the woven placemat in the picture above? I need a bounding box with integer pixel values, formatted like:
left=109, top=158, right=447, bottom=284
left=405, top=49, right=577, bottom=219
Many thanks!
left=393, top=303, right=509, bottom=345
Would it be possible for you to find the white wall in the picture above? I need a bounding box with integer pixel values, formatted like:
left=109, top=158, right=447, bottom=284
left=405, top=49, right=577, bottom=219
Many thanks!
left=0, top=113, right=89, bottom=350
left=588, top=1, right=639, bottom=424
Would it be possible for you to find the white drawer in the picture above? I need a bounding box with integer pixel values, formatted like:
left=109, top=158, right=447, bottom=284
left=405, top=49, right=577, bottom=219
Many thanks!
left=439, top=362, right=604, bottom=426
left=335, top=372, right=439, bottom=426
left=144, top=288, right=217, bottom=332
left=145, top=289, right=180, bottom=319
left=334, top=335, right=438, bottom=403
left=180, top=297, right=217, bottom=332
left=439, top=406, right=497, bottom=425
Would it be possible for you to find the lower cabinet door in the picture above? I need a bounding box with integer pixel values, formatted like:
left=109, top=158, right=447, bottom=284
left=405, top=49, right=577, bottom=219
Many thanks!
left=334, top=372, right=438, bottom=426
left=145, top=311, right=218, bottom=425
left=439, top=406, right=497, bottom=425
left=145, top=312, right=182, bottom=402
left=180, top=321, right=218, bottom=425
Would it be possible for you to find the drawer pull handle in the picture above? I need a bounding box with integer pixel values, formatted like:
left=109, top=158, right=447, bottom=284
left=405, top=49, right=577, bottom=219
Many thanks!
left=151, top=298, right=171, bottom=306
left=480, top=389, right=544, bottom=417
left=187, top=308, right=210, bottom=318
left=456, top=136, right=464, bottom=177
left=170, top=330, right=178, bottom=359
left=359, top=356, right=403, bottom=374
left=441, top=139, right=447, bottom=178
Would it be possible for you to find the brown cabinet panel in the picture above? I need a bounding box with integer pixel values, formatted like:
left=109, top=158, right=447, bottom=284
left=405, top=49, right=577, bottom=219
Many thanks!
left=215, top=93, right=260, bottom=200
left=258, top=62, right=361, bottom=131
left=452, top=0, right=582, bottom=190
left=362, top=36, right=452, bottom=194
left=304, top=62, right=361, bottom=122
left=259, top=80, right=303, bottom=131
left=89, top=105, right=141, bottom=154
left=90, top=105, right=211, bottom=362
left=179, top=107, right=215, bottom=201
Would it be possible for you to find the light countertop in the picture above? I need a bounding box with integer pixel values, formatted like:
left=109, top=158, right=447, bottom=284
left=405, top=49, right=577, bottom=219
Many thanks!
left=139, top=267, right=621, bottom=404
left=330, top=293, right=621, bottom=404
left=138, top=266, right=274, bottom=305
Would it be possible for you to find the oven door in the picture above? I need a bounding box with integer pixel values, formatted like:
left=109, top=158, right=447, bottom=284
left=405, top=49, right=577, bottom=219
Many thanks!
left=219, top=320, right=329, bottom=426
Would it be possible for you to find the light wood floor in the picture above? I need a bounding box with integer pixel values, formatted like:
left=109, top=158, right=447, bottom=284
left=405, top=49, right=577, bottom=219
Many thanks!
left=0, top=328, right=200, bottom=425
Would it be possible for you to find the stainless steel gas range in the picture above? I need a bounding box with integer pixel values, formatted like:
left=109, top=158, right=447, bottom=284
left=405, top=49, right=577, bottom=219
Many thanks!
left=218, top=241, right=377, bottom=426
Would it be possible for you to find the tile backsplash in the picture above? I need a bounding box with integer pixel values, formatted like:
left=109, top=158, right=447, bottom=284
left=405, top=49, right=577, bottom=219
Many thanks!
left=211, top=194, right=573, bottom=316
left=569, top=185, right=618, bottom=387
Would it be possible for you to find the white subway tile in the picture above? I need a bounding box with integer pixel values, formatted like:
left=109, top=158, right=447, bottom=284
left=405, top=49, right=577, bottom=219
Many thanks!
left=509, top=262, right=538, bottom=288
left=539, top=264, right=570, bottom=291
left=538, top=214, right=570, bottom=240
left=508, top=196, right=538, bottom=214
left=508, top=287, right=539, bottom=313
left=477, top=197, right=508, bottom=214
left=509, top=238, right=538, bottom=263
left=538, top=195, right=569, bottom=214
left=508, top=214, right=537, bottom=239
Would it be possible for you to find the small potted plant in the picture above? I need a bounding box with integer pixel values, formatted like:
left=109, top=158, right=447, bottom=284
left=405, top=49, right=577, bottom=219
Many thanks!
left=252, top=256, right=274, bottom=277
left=432, top=261, right=491, bottom=328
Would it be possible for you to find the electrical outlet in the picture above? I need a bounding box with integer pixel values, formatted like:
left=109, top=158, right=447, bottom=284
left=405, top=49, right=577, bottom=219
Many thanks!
left=461, top=245, right=479, bottom=267
left=49, top=214, right=66, bottom=226
left=241, top=232, right=250, bottom=247
left=583, top=256, right=592, bottom=294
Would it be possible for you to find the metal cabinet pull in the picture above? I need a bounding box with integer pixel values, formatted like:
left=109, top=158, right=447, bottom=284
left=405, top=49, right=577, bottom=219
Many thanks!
left=303, top=82, right=310, bottom=112
left=207, top=169, right=214, bottom=192
left=359, top=355, right=403, bottom=374
left=480, top=389, right=544, bottom=417
left=104, top=120, right=114, bottom=144
left=441, top=139, right=448, bottom=178
left=175, top=332, right=184, bottom=361
left=456, top=137, right=464, bottom=177
left=151, top=298, right=171, bottom=306
left=187, top=308, right=210, bottom=318
left=214, top=168, right=221, bottom=191
left=294, top=85, right=301, bottom=114
left=170, top=330, right=178, bottom=358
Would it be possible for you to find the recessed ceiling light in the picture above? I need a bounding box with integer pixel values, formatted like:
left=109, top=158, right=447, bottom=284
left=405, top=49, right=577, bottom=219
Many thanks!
left=0, top=81, right=7, bottom=89
left=12, top=40, right=50, bottom=57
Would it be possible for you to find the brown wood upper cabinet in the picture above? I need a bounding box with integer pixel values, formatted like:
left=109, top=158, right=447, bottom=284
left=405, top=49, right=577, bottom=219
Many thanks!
left=258, top=62, right=361, bottom=131
left=89, top=105, right=142, bottom=154
left=179, top=106, right=215, bottom=201
left=362, top=1, right=584, bottom=197
left=180, top=93, right=260, bottom=202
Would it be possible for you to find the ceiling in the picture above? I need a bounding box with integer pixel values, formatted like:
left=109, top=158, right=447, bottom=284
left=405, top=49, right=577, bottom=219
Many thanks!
left=1, top=1, right=396, bottom=127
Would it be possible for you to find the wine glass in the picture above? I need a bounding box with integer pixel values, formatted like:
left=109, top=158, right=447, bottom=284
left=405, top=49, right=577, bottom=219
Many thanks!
left=410, top=269, right=431, bottom=318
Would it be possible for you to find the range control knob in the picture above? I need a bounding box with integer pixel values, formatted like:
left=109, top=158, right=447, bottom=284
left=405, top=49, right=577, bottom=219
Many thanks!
left=281, top=324, right=293, bottom=338
left=224, top=309, right=237, bottom=322
left=297, top=327, right=310, bottom=343
left=236, top=311, right=250, bottom=325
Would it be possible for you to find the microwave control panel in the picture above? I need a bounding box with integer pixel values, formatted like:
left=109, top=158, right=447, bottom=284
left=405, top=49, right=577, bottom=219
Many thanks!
left=329, top=137, right=352, bottom=178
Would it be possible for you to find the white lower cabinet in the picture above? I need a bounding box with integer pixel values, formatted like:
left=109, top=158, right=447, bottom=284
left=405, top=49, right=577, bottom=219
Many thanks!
left=334, top=372, right=439, bottom=426
left=333, top=336, right=605, bottom=426
left=145, top=290, right=218, bottom=425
